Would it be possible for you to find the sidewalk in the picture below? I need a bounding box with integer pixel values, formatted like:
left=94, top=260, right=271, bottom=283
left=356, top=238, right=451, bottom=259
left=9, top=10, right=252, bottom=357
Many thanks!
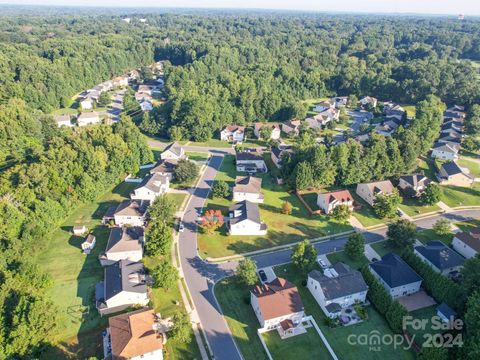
left=364, top=243, right=381, bottom=261
left=437, top=201, right=453, bottom=212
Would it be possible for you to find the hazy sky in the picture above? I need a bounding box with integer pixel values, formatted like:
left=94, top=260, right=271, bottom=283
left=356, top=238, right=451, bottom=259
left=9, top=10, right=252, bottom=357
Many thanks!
left=2, top=0, right=480, bottom=15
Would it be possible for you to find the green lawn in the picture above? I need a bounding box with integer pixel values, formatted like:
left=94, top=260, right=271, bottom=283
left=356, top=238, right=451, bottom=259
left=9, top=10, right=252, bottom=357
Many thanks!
left=186, top=139, right=233, bottom=148
left=454, top=219, right=480, bottom=233
left=186, top=151, right=210, bottom=162
left=262, top=327, right=332, bottom=360
left=457, top=158, right=480, bottom=177
left=400, top=104, right=416, bottom=118
left=299, top=191, right=319, bottom=211
left=370, top=240, right=399, bottom=258
left=169, top=193, right=188, bottom=210
left=352, top=193, right=390, bottom=227
left=198, top=155, right=352, bottom=258
left=416, top=158, right=437, bottom=180
left=51, top=107, right=79, bottom=116
left=327, top=250, right=369, bottom=270
left=398, top=197, right=440, bottom=217
left=439, top=183, right=480, bottom=207
left=406, top=306, right=444, bottom=342
left=416, top=229, right=453, bottom=245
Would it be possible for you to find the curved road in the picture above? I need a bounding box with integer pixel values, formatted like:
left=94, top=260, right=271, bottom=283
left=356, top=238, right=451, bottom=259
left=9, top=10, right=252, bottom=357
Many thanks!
left=170, top=142, right=480, bottom=360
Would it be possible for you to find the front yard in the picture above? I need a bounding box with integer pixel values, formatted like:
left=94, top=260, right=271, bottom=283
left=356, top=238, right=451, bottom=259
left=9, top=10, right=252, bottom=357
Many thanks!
left=198, top=155, right=352, bottom=258
left=439, top=183, right=480, bottom=207
left=398, top=197, right=440, bottom=217
left=457, top=158, right=480, bottom=178
left=352, top=193, right=390, bottom=227
left=326, top=250, right=369, bottom=270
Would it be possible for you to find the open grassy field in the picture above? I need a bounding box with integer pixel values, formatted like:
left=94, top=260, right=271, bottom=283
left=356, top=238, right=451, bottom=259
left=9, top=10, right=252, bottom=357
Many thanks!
left=36, top=182, right=199, bottom=359
left=439, top=183, right=480, bottom=207
left=198, top=155, right=352, bottom=258
left=186, top=151, right=210, bottom=162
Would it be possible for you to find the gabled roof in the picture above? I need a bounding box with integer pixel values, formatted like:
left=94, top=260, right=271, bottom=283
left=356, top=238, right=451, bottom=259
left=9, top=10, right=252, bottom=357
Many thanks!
left=370, top=253, right=422, bottom=288
left=106, top=227, right=144, bottom=254
left=150, top=159, right=178, bottom=174
left=109, top=308, right=163, bottom=359
left=104, top=260, right=147, bottom=300
left=308, top=263, right=368, bottom=300
left=440, top=162, right=464, bottom=176
left=454, top=231, right=480, bottom=252
left=233, top=176, right=262, bottom=194
left=77, top=111, right=100, bottom=120
left=229, top=200, right=261, bottom=225
left=236, top=151, right=264, bottom=162
left=318, top=190, right=353, bottom=204
left=222, top=125, right=245, bottom=133
left=54, top=114, right=71, bottom=123
left=415, top=240, right=464, bottom=270
left=437, top=302, right=457, bottom=319
left=399, top=174, right=430, bottom=188
left=358, top=180, right=394, bottom=195
left=283, top=119, right=301, bottom=129
left=254, top=122, right=281, bottom=132
left=162, top=142, right=183, bottom=158
left=84, top=234, right=96, bottom=244
left=135, top=173, right=168, bottom=193
left=271, top=145, right=293, bottom=159
left=251, top=277, right=304, bottom=320
left=432, top=142, right=459, bottom=153
left=115, top=200, right=149, bottom=217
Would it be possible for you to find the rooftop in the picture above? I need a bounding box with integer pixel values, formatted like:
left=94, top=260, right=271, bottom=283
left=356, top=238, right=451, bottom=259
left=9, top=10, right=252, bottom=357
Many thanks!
left=115, top=200, right=149, bottom=217
left=104, top=260, right=147, bottom=301
left=106, top=227, right=144, bottom=254
left=233, top=176, right=262, bottom=194
left=370, top=253, right=422, bottom=288
left=415, top=240, right=464, bottom=270
left=229, top=200, right=261, bottom=225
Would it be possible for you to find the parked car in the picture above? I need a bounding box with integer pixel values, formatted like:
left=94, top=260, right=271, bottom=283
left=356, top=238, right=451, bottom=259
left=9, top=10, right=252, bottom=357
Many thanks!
left=317, top=257, right=328, bottom=269
left=258, top=270, right=267, bottom=282
left=179, top=223, right=185, bottom=232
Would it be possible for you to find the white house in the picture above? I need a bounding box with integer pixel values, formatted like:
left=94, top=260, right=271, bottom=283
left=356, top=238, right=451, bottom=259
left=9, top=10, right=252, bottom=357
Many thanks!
left=80, top=97, right=93, bottom=110
left=452, top=229, right=480, bottom=259
left=359, top=96, right=378, bottom=108
left=282, top=119, right=301, bottom=136
left=140, top=101, right=153, bottom=112
left=369, top=253, right=423, bottom=299
left=236, top=151, right=267, bottom=173
left=160, top=142, right=185, bottom=161
left=431, top=142, right=460, bottom=161
left=130, top=173, right=169, bottom=202
left=356, top=180, right=394, bottom=206
left=114, top=200, right=149, bottom=227
left=313, top=99, right=335, bottom=112
left=95, top=260, right=148, bottom=315
left=251, top=277, right=305, bottom=336
left=317, top=190, right=354, bottom=214
left=220, top=125, right=246, bottom=142
left=253, top=122, right=281, bottom=140
left=107, top=308, right=163, bottom=360
left=77, top=112, right=101, bottom=126
left=232, top=176, right=264, bottom=203
left=73, top=225, right=87, bottom=235
left=270, top=145, right=293, bottom=169
left=100, top=227, right=144, bottom=266
left=82, top=234, right=96, bottom=254
left=398, top=174, right=431, bottom=197
left=307, top=263, right=368, bottom=318
left=150, top=159, right=178, bottom=180
left=305, top=108, right=339, bottom=129
left=414, top=241, right=464, bottom=276
left=54, top=114, right=73, bottom=127
left=112, top=75, right=129, bottom=87
left=228, top=200, right=267, bottom=236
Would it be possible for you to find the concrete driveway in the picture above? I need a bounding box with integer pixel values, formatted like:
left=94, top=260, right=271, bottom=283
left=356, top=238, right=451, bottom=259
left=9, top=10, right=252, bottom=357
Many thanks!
left=258, top=266, right=276, bottom=283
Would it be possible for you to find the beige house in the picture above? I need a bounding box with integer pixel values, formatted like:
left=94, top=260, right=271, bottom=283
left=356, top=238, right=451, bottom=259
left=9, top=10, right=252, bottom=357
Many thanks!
left=359, top=96, right=378, bottom=108
left=317, top=190, right=354, bottom=214
left=160, top=142, right=185, bottom=161
left=220, top=125, right=245, bottom=142
left=114, top=200, right=149, bottom=227
left=271, top=145, right=293, bottom=168
left=282, top=119, right=301, bottom=136
left=452, top=228, right=480, bottom=259
left=431, top=142, right=460, bottom=161
left=253, top=122, right=281, bottom=140
left=437, top=162, right=474, bottom=187
left=77, top=111, right=101, bottom=126
left=100, top=227, right=144, bottom=266
left=130, top=173, right=170, bottom=202
left=398, top=174, right=430, bottom=197
left=232, top=176, right=264, bottom=203
left=356, top=180, right=394, bottom=206
left=54, top=114, right=73, bottom=127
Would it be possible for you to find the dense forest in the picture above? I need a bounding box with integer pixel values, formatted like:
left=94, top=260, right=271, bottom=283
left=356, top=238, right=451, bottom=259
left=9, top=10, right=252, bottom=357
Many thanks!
left=1, top=7, right=480, bottom=358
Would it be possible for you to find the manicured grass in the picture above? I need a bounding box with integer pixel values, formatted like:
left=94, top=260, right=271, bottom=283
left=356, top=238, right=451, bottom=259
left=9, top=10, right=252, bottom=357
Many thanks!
left=352, top=194, right=390, bottom=227
left=400, top=104, right=416, bottom=118
left=169, top=193, right=187, bottom=210
left=186, top=139, right=233, bottom=148
left=406, top=306, right=444, bottom=341
left=454, top=219, right=480, bottom=233
left=439, top=183, right=480, bottom=207
left=51, top=107, right=79, bottom=116
left=457, top=158, right=480, bottom=177
left=299, top=191, right=319, bottom=211
left=186, top=151, right=210, bottom=162
left=198, top=155, right=352, bottom=258
left=459, top=149, right=480, bottom=159
left=327, top=250, right=369, bottom=270
left=398, top=197, right=440, bottom=217
left=416, top=229, right=453, bottom=245
left=370, top=240, right=399, bottom=257
left=262, top=327, right=333, bottom=360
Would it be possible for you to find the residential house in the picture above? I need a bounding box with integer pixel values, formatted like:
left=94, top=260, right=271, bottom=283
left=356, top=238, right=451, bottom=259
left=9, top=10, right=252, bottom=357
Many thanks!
left=359, top=96, right=378, bottom=108
left=150, top=159, right=178, bottom=180
left=398, top=174, right=431, bottom=197
left=77, top=112, right=101, bottom=126
left=80, top=97, right=93, bottom=110
left=305, top=108, right=339, bottom=129
left=114, top=200, right=149, bottom=227
left=438, top=132, right=462, bottom=144
left=369, top=253, right=423, bottom=299
left=414, top=241, right=464, bottom=276
left=441, top=120, right=463, bottom=134
left=356, top=180, right=394, bottom=206
left=236, top=151, right=267, bottom=173
left=431, top=142, right=460, bottom=161
left=282, top=119, right=301, bottom=136
left=220, top=125, right=246, bottom=142
left=307, top=263, right=368, bottom=318
left=100, top=227, right=144, bottom=266
left=384, top=107, right=406, bottom=121
left=130, top=173, right=169, bottom=202
left=313, top=99, right=335, bottom=112
left=437, top=303, right=457, bottom=324
left=375, top=118, right=401, bottom=136
left=232, top=176, right=264, bottom=203
left=445, top=105, right=466, bottom=119
left=112, top=75, right=129, bottom=87
left=73, top=225, right=87, bottom=235
left=333, top=96, right=348, bottom=108
left=135, top=92, right=153, bottom=102
left=271, top=144, right=293, bottom=169
left=160, top=142, right=185, bottom=161
left=251, top=277, right=305, bottom=336
left=54, top=114, right=73, bottom=127
left=452, top=229, right=480, bottom=259
left=95, top=260, right=148, bottom=315
left=137, top=84, right=156, bottom=96
left=437, top=161, right=474, bottom=187
left=253, top=122, right=281, bottom=140
left=102, top=206, right=117, bottom=225
left=82, top=234, right=96, bottom=254
left=106, top=308, right=163, bottom=360
left=228, top=200, right=267, bottom=235
left=128, top=69, right=140, bottom=80
left=316, top=190, right=354, bottom=214
left=140, top=101, right=153, bottom=112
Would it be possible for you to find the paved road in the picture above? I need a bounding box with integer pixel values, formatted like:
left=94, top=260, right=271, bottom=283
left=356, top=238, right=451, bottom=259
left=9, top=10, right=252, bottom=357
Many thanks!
left=148, top=139, right=236, bottom=154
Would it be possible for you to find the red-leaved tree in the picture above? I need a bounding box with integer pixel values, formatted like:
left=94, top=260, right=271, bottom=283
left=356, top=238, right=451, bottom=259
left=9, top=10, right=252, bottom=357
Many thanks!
left=199, top=209, right=224, bottom=234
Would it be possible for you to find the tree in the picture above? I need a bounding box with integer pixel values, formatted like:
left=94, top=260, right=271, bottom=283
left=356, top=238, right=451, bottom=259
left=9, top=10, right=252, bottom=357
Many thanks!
left=236, top=258, right=258, bottom=286
left=421, top=183, right=441, bottom=205
left=199, top=209, right=224, bottom=234
left=169, top=126, right=184, bottom=141
left=174, top=159, right=198, bottom=183
left=259, top=125, right=272, bottom=140
left=139, top=112, right=161, bottom=135
left=97, top=92, right=111, bottom=107
left=461, top=256, right=480, bottom=295
left=433, top=218, right=451, bottom=236
left=373, top=190, right=401, bottom=218
left=294, top=161, right=314, bottom=190
left=387, top=219, right=416, bottom=249
left=281, top=201, right=292, bottom=215
left=149, top=195, right=176, bottom=223
left=330, top=204, right=351, bottom=223
left=212, top=180, right=230, bottom=199
left=344, top=233, right=365, bottom=260
left=418, top=347, right=448, bottom=360
left=463, top=137, right=479, bottom=152
left=464, top=291, right=480, bottom=357
left=145, top=221, right=173, bottom=257
left=152, top=261, right=178, bottom=290
left=385, top=301, right=408, bottom=333
left=348, top=94, right=359, bottom=108
left=291, top=240, right=317, bottom=272
left=171, top=310, right=191, bottom=342
left=466, top=104, right=480, bottom=136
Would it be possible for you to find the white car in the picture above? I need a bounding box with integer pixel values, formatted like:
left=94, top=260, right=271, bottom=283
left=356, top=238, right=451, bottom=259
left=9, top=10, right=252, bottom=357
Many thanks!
left=179, top=223, right=185, bottom=232
left=317, top=257, right=328, bottom=269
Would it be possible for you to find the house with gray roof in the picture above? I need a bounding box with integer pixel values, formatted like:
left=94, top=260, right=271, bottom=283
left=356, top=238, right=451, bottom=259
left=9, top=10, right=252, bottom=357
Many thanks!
left=271, top=144, right=293, bottom=169
left=77, top=111, right=101, bottom=126
left=307, top=263, right=368, bottom=318
left=160, top=142, right=185, bottom=161
left=232, top=176, right=264, bottom=203
left=228, top=200, right=267, bottom=235
left=95, top=260, right=149, bottom=315
left=100, top=227, right=144, bottom=266
left=414, top=241, right=464, bottom=276
left=54, top=114, right=73, bottom=127
left=431, top=141, right=459, bottom=161
left=437, top=161, right=474, bottom=187
left=130, top=173, right=169, bottom=202
left=236, top=151, right=267, bottom=173
left=398, top=174, right=431, bottom=197
left=452, top=228, right=480, bottom=259
left=149, top=158, right=178, bottom=179
left=114, top=200, right=149, bottom=227
left=369, top=253, right=422, bottom=299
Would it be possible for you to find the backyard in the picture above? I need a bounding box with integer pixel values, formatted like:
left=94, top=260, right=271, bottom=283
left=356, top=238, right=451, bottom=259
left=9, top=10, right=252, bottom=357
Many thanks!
left=198, top=154, right=352, bottom=258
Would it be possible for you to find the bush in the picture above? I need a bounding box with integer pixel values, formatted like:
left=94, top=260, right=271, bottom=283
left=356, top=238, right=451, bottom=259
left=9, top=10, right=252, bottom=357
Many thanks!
left=354, top=303, right=368, bottom=320
left=212, top=180, right=230, bottom=199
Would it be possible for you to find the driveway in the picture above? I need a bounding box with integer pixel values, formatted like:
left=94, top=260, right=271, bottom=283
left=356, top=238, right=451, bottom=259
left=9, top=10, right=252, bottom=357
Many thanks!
left=398, top=290, right=437, bottom=312
left=148, top=139, right=236, bottom=154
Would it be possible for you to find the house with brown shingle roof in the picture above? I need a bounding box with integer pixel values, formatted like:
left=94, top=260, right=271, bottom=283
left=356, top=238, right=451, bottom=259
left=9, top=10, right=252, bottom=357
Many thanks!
left=250, top=277, right=305, bottom=335
left=220, top=125, right=245, bottom=142
left=253, top=122, right=281, bottom=140
left=150, top=159, right=178, bottom=180
left=282, top=119, right=301, bottom=136
left=356, top=180, right=394, bottom=206
left=452, top=228, right=480, bottom=259
left=316, top=190, right=354, bottom=214
left=114, top=200, right=149, bottom=227
left=232, top=176, right=264, bottom=203
left=106, top=308, right=163, bottom=360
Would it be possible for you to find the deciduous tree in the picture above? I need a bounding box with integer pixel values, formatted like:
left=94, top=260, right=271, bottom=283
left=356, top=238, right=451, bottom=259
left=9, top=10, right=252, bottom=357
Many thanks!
left=199, top=209, right=224, bottom=234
